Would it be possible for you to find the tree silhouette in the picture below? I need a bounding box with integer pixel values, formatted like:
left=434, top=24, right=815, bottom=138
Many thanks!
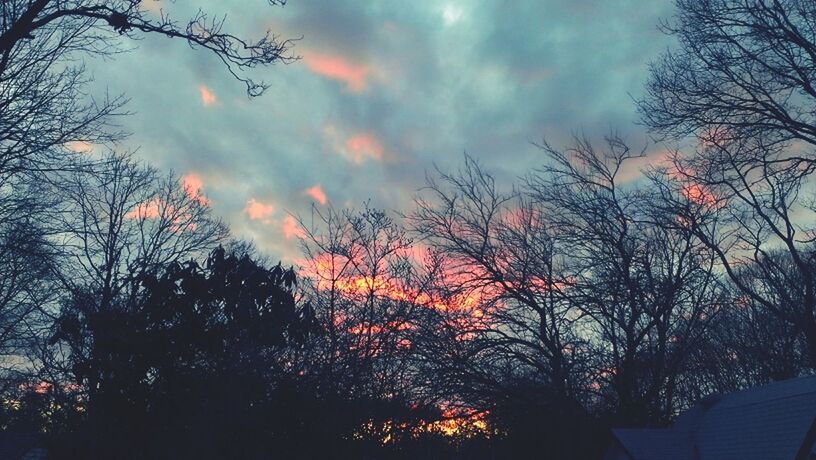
left=50, top=246, right=315, bottom=459
left=643, top=0, right=816, bottom=369
left=639, top=0, right=816, bottom=152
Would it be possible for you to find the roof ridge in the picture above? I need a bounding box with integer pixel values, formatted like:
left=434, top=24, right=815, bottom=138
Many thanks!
left=715, top=391, right=816, bottom=411
left=705, top=374, right=816, bottom=406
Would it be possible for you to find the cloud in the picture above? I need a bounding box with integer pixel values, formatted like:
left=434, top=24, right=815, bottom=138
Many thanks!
left=345, top=133, right=385, bottom=164
left=282, top=215, right=305, bottom=240
left=322, top=125, right=388, bottom=164
left=182, top=174, right=204, bottom=193
left=83, top=0, right=676, bottom=262
left=302, top=51, right=369, bottom=93
left=141, top=0, right=162, bottom=14
left=126, top=198, right=162, bottom=220
left=441, top=4, right=465, bottom=26
left=198, top=84, right=217, bottom=106
left=304, top=184, right=328, bottom=205
left=681, top=183, right=722, bottom=208
left=244, top=199, right=275, bottom=222
left=181, top=173, right=209, bottom=204
left=63, top=141, right=93, bottom=153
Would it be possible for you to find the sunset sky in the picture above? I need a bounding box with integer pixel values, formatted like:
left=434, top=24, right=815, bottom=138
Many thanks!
left=87, top=0, right=675, bottom=262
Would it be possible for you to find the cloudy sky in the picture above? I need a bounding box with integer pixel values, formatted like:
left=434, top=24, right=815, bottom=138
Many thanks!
left=87, top=0, right=676, bottom=262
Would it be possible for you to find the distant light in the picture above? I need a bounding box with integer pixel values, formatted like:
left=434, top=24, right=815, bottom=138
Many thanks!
left=442, top=4, right=464, bottom=26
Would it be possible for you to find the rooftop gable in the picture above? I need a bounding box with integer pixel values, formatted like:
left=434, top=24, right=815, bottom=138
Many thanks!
left=609, top=375, right=816, bottom=460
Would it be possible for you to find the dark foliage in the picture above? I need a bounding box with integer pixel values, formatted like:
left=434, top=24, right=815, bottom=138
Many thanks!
left=50, top=247, right=315, bottom=459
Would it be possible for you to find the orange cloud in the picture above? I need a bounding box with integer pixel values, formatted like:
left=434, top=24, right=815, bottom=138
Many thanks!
left=303, top=52, right=369, bottom=93
left=681, top=183, right=721, bottom=208
left=345, top=133, right=385, bottom=164
left=303, top=253, right=491, bottom=320
left=304, top=184, right=328, bottom=205
left=198, top=84, right=217, bottom=106
left=64, top=141, right=93, bottom=153
left=282, top=215, right=305, bottom=240
left=244, top=199, right=275, bottom=222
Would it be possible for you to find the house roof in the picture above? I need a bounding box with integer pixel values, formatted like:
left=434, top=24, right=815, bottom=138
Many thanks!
left=611, top=374, right=816, bottom=460
left=0, top=431, right=45, bottom=460
left=611, top=428, right=695, bottom=460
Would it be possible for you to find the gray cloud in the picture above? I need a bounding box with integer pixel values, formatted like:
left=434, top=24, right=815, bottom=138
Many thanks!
left=85, top=0, right=676, bottom=262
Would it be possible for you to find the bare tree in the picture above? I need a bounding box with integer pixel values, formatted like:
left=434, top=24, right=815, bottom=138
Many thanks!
left=524, top=136, right=722, bottom=424
left=0, top=0, right=295, bottom=213
left=52, top=152, right=227, bottom=309
left=0, top=169, right=63, bottom=404
left=640, top=0, right=816, bottom=373
left=1, top=0, right=294, bottom=94
left=639, top=0, right=816, bottom=152
left=410, top=156, right=589, bottom=419
left=647, top=123, right=816, bottom=367
left=0, top=4, right=294, bottom=383
left=683, top=269, right=810, bottom=400
left=46, top=152, right=228, bottom=397
left=295, top=205, right=429, bottom=427
left=0, top=220, right=58, bottom=386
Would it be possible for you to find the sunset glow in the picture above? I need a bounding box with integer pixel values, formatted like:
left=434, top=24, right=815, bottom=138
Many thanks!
left=303, top=51, right=369, bottom=93
left=304, top=253, right=488, bottom=316
left=198, top=84, right=217, bottom=106
left=681, top=183, right=721, bottom=208
left=182, top=173, right=209, bottom=204
left=423, top=409, right=491, bottom=438
left=244, top=198, right=275, bottom=222
left=126, top=198, right=163, bottom=220
left=5, top=0, right=791, bottom=456
left=345, top=133, right=385, bottom=164
left=304, top=184, right=328, bottom=205
left=355, top=409, right=493, bottom=445
left=282, top=215, right=305, bottom=239
left=64, top=140, right=93, bottom=153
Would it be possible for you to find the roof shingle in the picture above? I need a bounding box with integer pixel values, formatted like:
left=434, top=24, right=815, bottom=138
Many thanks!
left=610, top=374, right=816, bottom=460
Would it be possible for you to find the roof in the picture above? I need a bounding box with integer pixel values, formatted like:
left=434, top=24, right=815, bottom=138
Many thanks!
left=0, top=431, right=46, bottom=460
left=610, top=374, right=816, bottom=460
left=610, top=428, right=695, bottom=460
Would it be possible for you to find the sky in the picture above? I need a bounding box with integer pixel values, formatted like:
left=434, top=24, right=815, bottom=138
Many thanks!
left=86, top=0, right=676, bottom=263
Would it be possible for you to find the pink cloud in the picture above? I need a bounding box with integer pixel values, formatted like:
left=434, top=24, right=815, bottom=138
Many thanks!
left=244, top=199, right=275, bottom=222
left=303, top=52, right=369, bottom=93
left=304, top=185, right=328, bottom=205
left=182, top=174, right=203, bottom=194
left=126, top=198, right=162, bottom=220
left=345, top=133, right=384, bottom=164
left=282, top=215, right=305, bottom=240
left=198, top=84, right=217, bottom=106
left=181, top=174, right=209, bottom=205
left=124, top=194, right=200, bottom=234
left=681, top=183, right=722, bottom=208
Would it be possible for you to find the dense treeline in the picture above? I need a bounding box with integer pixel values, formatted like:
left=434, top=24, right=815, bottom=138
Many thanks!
left=2, top=0, right=816, bottom=459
